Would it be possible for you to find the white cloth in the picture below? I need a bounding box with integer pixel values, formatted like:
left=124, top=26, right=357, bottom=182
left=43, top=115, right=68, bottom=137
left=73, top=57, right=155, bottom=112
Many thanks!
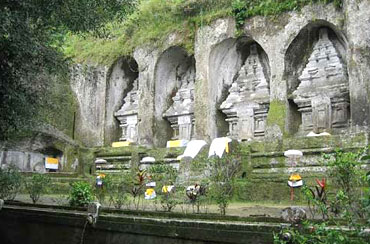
left=208, top=137, right=232, bottom=158
left=307, top=131, right=331, bottom=137
left=288, top=180, right=303, bottom=188
left=141, top=157, right=155, bottom=163
left=146, top=182, right=156, bottom=187
left=177, top=140, right=207, bottom=160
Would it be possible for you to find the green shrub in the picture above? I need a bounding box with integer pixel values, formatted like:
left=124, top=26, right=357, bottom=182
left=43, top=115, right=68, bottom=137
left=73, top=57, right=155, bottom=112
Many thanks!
left=274, top=149, right=368, bottom=243
left=0, top=165, right=23, bottom=200
left=94, top=174, right=113, bottom=204
left=208, top=153, right=241, bottom=215
left=25, top=174, right=51, bottom=204
left=68, top=181, right=94, bottom=207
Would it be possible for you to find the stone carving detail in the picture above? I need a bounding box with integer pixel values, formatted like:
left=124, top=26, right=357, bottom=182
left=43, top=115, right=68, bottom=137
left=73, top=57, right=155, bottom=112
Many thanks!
left=114, top=79, right=139, bottom=142
left=163, top=67, right=195, bottom=140
left=220, top=44, right=270, bottom=140
left=293, top=28, right=349, bottom=133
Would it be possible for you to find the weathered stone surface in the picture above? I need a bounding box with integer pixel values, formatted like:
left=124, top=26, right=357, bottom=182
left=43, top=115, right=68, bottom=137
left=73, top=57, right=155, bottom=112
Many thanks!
left=281, top=206, right=307, bottom=223
left=114, top=79, right=139, bottom=142
left=70, top=2, right=370, bottom=147
left=220, top=44, right=270, bottom=140
left=105, top=58, right=139, bottom=144
left=293, top=28, right=349, bottom=134
left=71, top=64, right=108, bottom=147
left=163, top=62, right=195, bottom=140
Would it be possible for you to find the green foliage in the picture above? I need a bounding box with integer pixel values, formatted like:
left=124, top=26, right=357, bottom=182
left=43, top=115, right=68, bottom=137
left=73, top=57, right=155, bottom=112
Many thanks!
left=275, top=149, right=368, bottom=243
left=64, top=0, right=341, bottom=64
left=325, top=150, right=364, bottom=198
left=148, top=163, right=180, bottom=212
left=0, top=0, right=131, bottom=139
left=208, top=153, right=241, bottom=215
left=120, top=168, right=147, bottom=210
left=274, top=220, right=365, bottom=244
left=68, top=181, right=94, bottom=207
left=94, top=175, right=113, bottom=204
left=0, top=165, right=23, bottom=200
left=25, top=174, right=51, bottom=204
left=108, top=177, right=131, bottom=209
left=63, top=0, right=232, bottom=64
left=232, top=0, right=343, bottom=30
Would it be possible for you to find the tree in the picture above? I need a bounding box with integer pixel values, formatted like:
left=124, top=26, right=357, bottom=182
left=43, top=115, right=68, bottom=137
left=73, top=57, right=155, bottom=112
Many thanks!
left=0, top=0, right=137, bottom=140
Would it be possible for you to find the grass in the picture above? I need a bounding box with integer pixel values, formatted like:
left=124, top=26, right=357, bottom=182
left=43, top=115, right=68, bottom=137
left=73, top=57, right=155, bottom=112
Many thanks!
left=63, top=0, right=342, bottom=65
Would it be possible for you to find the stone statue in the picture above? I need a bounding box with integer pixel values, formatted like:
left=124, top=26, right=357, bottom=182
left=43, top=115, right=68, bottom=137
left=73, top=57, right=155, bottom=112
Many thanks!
left=293, top=28, right=349, bottom=134
left=114, top=79, right=139, bottom=142
left=163, top=67, right=195, bottom=140
left=220, top=44, right=270, bottom=140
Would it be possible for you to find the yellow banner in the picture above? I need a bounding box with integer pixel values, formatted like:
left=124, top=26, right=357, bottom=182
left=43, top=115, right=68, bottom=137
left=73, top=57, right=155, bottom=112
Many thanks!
left=46, top=157, right=58, bottom=164
left=112, top=141, right=131, bottom=147
left=166, top=140, right=188, bottom=148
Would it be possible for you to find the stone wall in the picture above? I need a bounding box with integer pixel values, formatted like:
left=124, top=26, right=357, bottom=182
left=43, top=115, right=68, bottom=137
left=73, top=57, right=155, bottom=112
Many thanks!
left=0, top=127, right=80, bottom=173
left=0, top=204, right=279, bottom=244
left=71, top=1, right=370, bottom=148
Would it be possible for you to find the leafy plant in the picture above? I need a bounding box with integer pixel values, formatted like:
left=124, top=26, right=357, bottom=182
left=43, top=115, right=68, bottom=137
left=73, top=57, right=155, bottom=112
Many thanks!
left=274, top=149, right=368, bottom=243
left=208, top=153, right=241, bottom=215
left=324, top=149, right=365, bottom=220
left=25, top=174, right=51, bottom=204
left=231, top=0, right=343, bottom=30
left=107, top=176, right=131, bottom=209
left=148, top=163, right=180, bottom=212
left=68, top=181, right=94, bottom=207
left=159, top=187, right=182, bottom=212
left=94, top=174, right=113, bottom=204
left=0, top=165, right=23, bottom=200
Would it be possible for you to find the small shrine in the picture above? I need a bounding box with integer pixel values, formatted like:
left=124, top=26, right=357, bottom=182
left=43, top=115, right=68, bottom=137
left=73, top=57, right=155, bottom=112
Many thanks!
left=163, top=68, right=195, bottom=141
left=220, top=44, right=270, bottom=140
left=293, top=28, right=349, bottom=134
left=114, top=79, right=139, bottom=142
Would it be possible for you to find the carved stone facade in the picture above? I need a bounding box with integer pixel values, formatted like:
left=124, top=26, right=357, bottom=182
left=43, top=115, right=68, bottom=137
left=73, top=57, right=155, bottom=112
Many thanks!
left=163, top=68, right=195, bottom=140
left=293, top=28, right=349, bottom=134
left=220, top=44, right=270, bottom=140
left=114, top=79, right=139, bottom=142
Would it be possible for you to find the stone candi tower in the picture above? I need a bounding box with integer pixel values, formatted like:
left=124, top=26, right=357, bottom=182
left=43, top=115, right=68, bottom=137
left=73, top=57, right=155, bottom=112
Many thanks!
left=163, top=68, right=195, bottom=141
left=114, top=79, right=139, bottom=142
left=293, top=28, right=349, bottom=134
left=220, top=44, right=270, bottom=140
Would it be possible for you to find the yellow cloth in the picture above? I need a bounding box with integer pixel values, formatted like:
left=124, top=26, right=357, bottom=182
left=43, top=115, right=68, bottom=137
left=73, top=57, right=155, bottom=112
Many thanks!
left=166, top=140, right=187, bottom=148
left=146, top=188, right=155, bottom=196
left=289, top=173, right=302, bottom=181
left=112, top=141, right=131, bottom=147
left=225, top=139, right=229, bottom=153
left=46, top=157, right=58, bottom=164
left=162, top=185, right=168, bottom=193
left=98, top=173, right=106, bottom=178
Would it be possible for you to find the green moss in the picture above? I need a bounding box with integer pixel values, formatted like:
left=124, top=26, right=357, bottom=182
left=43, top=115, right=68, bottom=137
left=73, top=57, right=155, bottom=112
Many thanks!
left=266, top=100, right=287, bottom=135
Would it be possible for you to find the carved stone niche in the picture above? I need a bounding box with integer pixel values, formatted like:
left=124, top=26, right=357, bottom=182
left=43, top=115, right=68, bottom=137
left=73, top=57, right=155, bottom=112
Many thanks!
left=114, top=79, right=139, bottom=142
left=220, top=44, right=270, bottom=140
left=163, top=67, right=195, bottom=141
left=292, top=28, right=349, bottom=134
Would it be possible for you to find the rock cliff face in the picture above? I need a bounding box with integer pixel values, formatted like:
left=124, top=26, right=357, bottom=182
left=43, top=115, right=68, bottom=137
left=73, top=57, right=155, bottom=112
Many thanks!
left=70, top=1, right=370, bottom=148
